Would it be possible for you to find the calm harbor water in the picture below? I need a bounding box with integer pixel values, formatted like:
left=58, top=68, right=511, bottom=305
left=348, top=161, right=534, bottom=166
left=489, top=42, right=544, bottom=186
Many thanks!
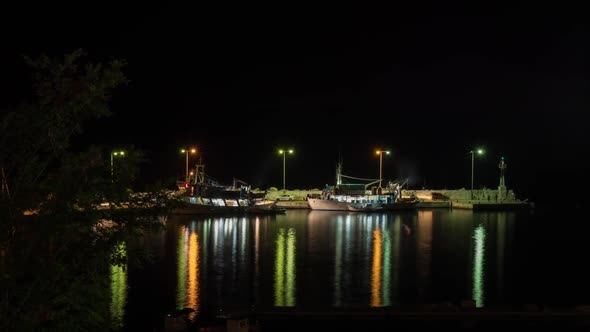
left=111, top=208, right=590, bottom=330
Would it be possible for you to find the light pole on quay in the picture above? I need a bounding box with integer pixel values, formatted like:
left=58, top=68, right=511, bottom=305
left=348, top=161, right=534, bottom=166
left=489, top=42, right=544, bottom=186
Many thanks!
left=278, top=149, right=294, bottom=193
left=470, top=148, right=484, bottom=200
left=110, top=150, right=125, bottom=182
left=180, top=148, right=197, bottom=182
left=376, top=150, right=390, bottom=188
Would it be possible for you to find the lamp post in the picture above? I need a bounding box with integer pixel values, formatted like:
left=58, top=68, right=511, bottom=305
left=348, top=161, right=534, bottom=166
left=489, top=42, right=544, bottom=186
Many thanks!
left=470, top=148, right=484, bottom=200
left=376, top=150, right=390, bottom=188
left=110, top=150, right=125, bottom=182
left=180, top=148, right=197, bottom=182
left=278, top=149, right=294, bottom=193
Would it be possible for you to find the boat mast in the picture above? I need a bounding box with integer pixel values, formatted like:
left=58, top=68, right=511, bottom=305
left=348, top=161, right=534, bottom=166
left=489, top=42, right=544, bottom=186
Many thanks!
left=336, top=161, right=342, bottom=185
left=193, top=156, right=205, bottom=185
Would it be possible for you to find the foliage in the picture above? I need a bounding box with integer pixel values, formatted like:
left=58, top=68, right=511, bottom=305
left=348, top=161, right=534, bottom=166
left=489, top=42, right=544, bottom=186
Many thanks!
left=0, top=50, right=173, bottom=331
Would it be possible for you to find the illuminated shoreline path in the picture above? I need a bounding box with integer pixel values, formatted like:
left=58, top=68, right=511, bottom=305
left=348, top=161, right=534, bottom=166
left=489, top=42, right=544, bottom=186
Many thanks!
left=274, top=228, right=296, bottom=306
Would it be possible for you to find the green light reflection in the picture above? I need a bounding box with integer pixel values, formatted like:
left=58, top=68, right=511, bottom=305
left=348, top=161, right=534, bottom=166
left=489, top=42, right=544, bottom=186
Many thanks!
left=110, top=242, right=127, bottom=330
left=274, top=228, right=296, bottom=306
left=472, top=224, right=486, bottom=308
left=176, top=226, right=187, bottom=309
left=382, top=223, right=391, bottom=307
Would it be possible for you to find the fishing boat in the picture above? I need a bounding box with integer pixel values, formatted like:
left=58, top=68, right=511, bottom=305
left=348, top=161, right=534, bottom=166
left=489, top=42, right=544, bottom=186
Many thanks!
left=247, top=202, right=287, bottom=215
left=307, top=162, right=417, bottom=212
left=347, top=203, right=383, bottom=212
left=380, top=180, right=420, bottom=211
left=307, top=163, right=384, bottom=211
left=173, top=163, right=265, bottom=215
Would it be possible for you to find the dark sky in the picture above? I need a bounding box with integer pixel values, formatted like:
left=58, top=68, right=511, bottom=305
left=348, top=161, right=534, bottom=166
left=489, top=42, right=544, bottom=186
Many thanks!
left=1, top=4, right=589, bottom=203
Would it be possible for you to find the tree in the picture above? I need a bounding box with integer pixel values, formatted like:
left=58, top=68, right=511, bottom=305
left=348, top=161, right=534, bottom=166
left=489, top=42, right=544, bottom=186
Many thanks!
left=0, top=50, right=169, bottom=331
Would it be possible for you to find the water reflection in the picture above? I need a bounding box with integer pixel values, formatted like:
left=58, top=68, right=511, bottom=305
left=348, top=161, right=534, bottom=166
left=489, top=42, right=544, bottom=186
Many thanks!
left=381, top=219, right=392, bottom=307
left=333, top=216, right=343, bottom=306
left=472, top=223, right=486, bottom=308
left=333, top=214, right=355, bottom=307
left=496, top=212, right=506, bottom=301
left=254, top=217, right=260, bottom=293
left=122, top=210, right=528, bottom=330
left=329, top=213, right=398, bottom=307
left=188, top=229, right=200, bottom=318
left=369, top=216, right=394, bottom=307
left=371, top=229, right=383, bottom=307
left=353, top=215, right=393, bottom=307
left=275, top=228, right=296, bottom=306
left=176, top=226, right=187, bottom=309
left=110, top=242, right=127, bottom=330
left=416, top=211, right=433, bottom=301
left=176, top=224, right=200, bottom=319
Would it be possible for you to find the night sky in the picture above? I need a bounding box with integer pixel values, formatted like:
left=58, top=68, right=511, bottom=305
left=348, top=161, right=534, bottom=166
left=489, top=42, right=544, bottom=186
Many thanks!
left=2, top=5, right=589, bottom=204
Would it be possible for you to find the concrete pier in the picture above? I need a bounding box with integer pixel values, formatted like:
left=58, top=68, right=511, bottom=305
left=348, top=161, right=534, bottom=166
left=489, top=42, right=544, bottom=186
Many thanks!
left=275, top=201, right=310, bottom=209
left=452, top=201, right=533, bottom=210
left=265, top=188, right=532, bottom=211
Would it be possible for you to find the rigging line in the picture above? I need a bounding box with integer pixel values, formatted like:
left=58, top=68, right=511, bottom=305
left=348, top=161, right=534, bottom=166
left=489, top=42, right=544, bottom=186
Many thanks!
left=364, top=179, right=382, bottom=188
left=340, top=174, right=380, bottom=181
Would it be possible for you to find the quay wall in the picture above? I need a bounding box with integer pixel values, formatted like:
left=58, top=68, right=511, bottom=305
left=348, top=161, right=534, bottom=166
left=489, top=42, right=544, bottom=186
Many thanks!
left=404, top=188, right=517, bottom=202
left=264, top=187, right=518, bottom=202
left=264, top=188, right=322, bottom=201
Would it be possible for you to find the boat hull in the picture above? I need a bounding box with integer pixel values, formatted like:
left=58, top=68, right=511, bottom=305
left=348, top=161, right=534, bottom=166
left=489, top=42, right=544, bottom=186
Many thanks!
left=307, top=198, right=351, bottom=211
left=347, top=204, right=383, bottom=212
left=308, top=198, right=418, bottom=211
left=247, top=205, right=287, bottom=215
left=381, top=201, right=419, bottom=211
left=173, top=204, right=247, bottom=215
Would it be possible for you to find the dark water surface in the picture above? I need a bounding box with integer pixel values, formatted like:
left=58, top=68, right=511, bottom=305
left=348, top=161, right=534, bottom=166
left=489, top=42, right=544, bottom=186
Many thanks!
left=110, top=208, right=590, bottom=330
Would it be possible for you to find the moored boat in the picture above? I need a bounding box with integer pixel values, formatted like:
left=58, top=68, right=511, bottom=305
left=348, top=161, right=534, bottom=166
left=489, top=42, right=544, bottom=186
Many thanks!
left=381, top=197, right=420, bottom=211
left=172, top=162, right=265, bottom=215
left=247, top=203, right=287, bottom=215
left=173, top=203, right=247, bottom=215
left=307, top=162, right=418, bottom=212
left=347, top=203, right=383, bottom=212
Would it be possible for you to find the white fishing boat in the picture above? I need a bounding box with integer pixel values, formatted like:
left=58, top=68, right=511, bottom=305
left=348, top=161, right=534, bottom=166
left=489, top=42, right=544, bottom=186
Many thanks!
left=307, top=162, right=417, bottom=212
left=307, top=163, right=386, bottom=211
left=347, top=203, right=383, bottom=212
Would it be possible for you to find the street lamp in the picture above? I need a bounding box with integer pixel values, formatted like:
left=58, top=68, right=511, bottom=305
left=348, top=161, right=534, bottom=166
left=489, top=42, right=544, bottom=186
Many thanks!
left=180, top=148, right=197, bottom=182
left=376, top=150, right=391, bottom=188
left=469, top=148, right=484, bottom=200
left=278, top=149, right=294, bottom=193
left=110, top=150, right=125, bottom=182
